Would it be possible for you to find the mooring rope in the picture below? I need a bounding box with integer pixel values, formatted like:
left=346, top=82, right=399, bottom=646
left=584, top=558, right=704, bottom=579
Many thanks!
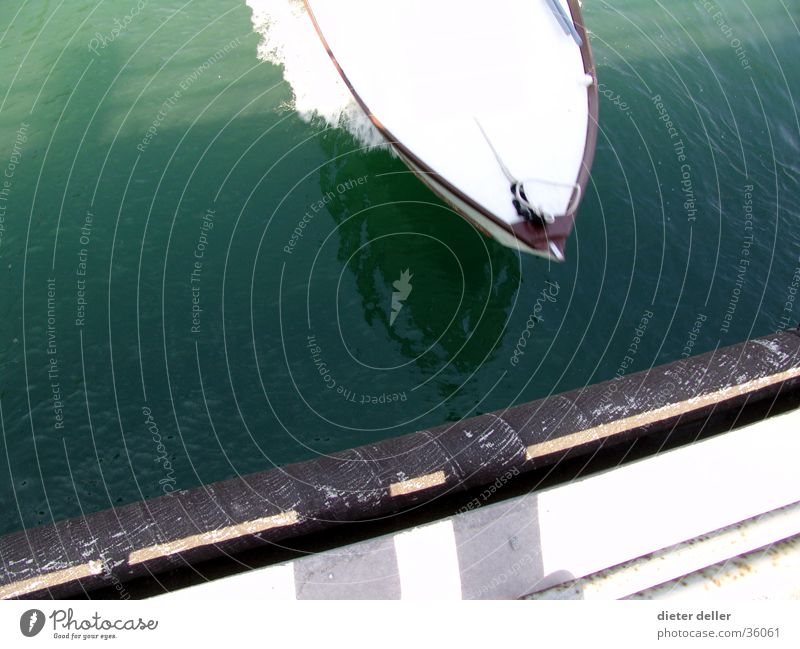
left=474, top=118, right=581, bottom=226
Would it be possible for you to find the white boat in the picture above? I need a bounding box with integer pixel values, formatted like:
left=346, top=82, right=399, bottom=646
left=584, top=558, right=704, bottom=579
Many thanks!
left=304, top=0, right=598, bottom=260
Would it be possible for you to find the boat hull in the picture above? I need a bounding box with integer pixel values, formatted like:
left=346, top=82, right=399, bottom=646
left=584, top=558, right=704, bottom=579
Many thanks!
left=304, top=0, right=598, bottom=260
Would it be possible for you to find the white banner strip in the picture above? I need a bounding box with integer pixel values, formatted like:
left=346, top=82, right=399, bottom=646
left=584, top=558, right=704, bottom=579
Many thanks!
left=0, top=600, right=797, bottom=647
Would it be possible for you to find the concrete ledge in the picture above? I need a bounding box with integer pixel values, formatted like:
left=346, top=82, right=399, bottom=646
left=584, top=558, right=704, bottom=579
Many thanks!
left=155, top=407, right=800, bottom=599
left=628, top=534, right=800, bottom=600
left=528, top=500, right=800, bottom=600
left=1, top=330, right=799, bottom=599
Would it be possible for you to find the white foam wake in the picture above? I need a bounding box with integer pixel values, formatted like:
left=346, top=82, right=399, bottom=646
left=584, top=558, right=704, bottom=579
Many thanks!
left=246, top=0, right=387, bottom=149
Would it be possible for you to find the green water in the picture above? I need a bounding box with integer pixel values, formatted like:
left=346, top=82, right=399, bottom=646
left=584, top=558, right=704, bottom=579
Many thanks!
left=0, top=1, right=798, bottom=536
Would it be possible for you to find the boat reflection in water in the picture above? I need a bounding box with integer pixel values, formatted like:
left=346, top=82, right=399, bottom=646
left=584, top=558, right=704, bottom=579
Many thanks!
left=296, top=131, right=530, bottom=425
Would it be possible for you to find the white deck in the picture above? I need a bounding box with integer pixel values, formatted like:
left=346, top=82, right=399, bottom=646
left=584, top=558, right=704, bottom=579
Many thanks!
left=306, top=0, right=591, bottom=224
